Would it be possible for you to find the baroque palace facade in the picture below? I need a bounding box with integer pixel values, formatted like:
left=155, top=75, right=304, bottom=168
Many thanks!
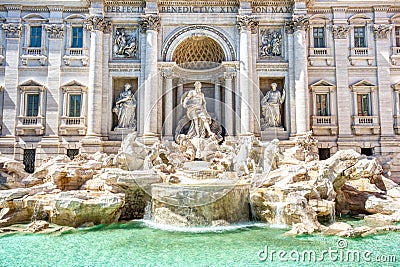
left=0, top=0, right=400, bottom=172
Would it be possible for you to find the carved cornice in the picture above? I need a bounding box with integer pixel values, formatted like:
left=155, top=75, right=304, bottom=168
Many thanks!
left=332, top=25, right=349, bottom=39
left=45, top=24, right=64, bottom=39
left=2, top=23, right=22, bottom=38
left=285, top=15, right=309, bottom=33
left=86, top=15, right=112, bottom=33
left=373, top=24, right=392, bottom=39
left=139, top=15, right=160, bottom=32
left=236, top=15, right=258, bottom=34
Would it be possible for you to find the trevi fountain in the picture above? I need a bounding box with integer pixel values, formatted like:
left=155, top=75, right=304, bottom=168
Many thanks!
left=0, top=82, right=399, bottom=266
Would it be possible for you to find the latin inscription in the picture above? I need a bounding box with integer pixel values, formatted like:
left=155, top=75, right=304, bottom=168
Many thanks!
left=160, top=6, right=238, bottom=13
left=105, top=5, right=292, bottom=14
left=106, top=6, right=144, bottom=13
left=252, top=6, right=293, bottom=13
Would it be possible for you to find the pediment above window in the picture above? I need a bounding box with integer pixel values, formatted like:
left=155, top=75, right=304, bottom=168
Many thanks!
left=22, top=13, right=48, bottom=23
left=61, top=80, right=87, bottom=92
left=350, top=80, right=377, bottom=91
left=309, top=79, right=335, bottom=92
left=19, top=80, right=47, bottom=91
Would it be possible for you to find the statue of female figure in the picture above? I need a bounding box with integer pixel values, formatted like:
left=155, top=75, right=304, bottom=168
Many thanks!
left=261, top=83, right=286, bottom=128
left=113, top=83, right=137, bottom=129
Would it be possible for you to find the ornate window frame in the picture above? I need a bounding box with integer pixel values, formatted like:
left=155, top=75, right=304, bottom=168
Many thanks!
left=309, top=80, right=337, bottom=135
left=16, top=80, right=47, bottom=135
left=59, top=80, right=87, bottom=135
left=21, top=13, right=48, bottom=66
left=350, top=80, right=380, bottom=135
left=308, top=15, right=333, bottom=66
left=348, top=14, right=374, bottom=66
left=390, top=14, right=400, bottom=65
left=63, top=15, right=89, bottom=66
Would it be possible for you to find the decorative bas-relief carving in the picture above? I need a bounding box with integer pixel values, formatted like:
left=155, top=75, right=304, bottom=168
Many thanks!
left=45, top=24, right=64, bottom=38
left=113, top=28, right=138, bottom=59
left=373, top=24, right=392, bottom=39
left=332, top=25, right=349, bottom=39
left=261, top=83, right=286, bottom=129
left=113, top=83, right=137, bottom=129
left=259, top=28, right=283, bottom=58
left=2, top=23, right=22, bottom=38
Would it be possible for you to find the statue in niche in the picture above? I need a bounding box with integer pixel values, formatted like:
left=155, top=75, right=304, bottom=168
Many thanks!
left=181, top=81, right=214, bottom=139
left=113, top=83, right=137, bottom=129
left=113, top=29, right=138, bottom=58
left=261, top=83, right=285, bottom=129
left=259, top=29, right=282, bottom=58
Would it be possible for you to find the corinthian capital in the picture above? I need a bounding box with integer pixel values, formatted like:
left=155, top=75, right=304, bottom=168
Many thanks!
left=332, top=25, right=349, bottom=39
left=2, top=23, right=22, bottom=38
left=285, top=15, right=309, bottom=33
left=45, top=24, right=64, bottom=38
left=373, top=24, right=392, bottom=39
left=139, top=15, right=160, bottom=33
left=236, top=15, right=258, bottom=33
left=86, top=15, right=111, bottom=33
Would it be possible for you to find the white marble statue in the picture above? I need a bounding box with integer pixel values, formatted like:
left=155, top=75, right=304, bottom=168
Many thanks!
left=113, top=83, right=137, bottom=129
left=256, top=138, right=280, bottom=172
left=182, top=81, right=213, bottom=138
left=261, top=83, right=286, bottom=128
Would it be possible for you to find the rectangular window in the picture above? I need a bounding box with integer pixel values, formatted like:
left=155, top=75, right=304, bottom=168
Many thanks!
left=396, top=26, right=400, bottom=47
left=71, top=27, right=83, bottom=48
left=354, top=27, right=366, bottom=48
left=23, top=149, right=36, bottom=173
left=313, top=27, right=325, bottom=48
left=68, top=94, right=81, bottom=117
left=357, top=94, right=370, bottom=116
left=26, top=94, right=39, bottom=116
left=316, top=94, right=329, bottom=116
left=30, top=26, right=42, bottom=47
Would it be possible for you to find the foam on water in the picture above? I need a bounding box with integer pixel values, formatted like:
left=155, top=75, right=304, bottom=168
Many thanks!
left=140, top=219, right=268, bottom=233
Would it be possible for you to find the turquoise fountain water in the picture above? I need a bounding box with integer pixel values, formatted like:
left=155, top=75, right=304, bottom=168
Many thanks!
left=0, top=221, right=399, bottom=267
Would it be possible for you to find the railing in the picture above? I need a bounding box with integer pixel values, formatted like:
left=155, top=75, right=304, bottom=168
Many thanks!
left=352, top=47, right=369, bottom=56
left=61, top=116, right=85, bottom=126
left=65, top=48, right=87, bottom=56
left=353, top=115, right=378, bottom=125
left=392, top=47, right=400, bottom=55
left=22, top=47, right=46, bottom=56
left=312, top=116, right=336, bottom=125
left=18, top=116, right=44, bottom=126
left=309, top=48, right=329, bottom=56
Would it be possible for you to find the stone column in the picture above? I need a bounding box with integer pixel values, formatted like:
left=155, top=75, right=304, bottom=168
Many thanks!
left=162, top=66, right=174, bottom=139
left=332, top=24, right=352, bottom=137
left=286, top=15, right=309, bottom=135
left=214, top=81, right=221, bottom=121
left=139, top=15, right=160, bottom=139
left=237, top=15, right=258, bottom=135
left=224, top=72, right=236, bottom=136
left=85, top=15, right=110, bottom=137
left=2, top=23, right=22, bottom=139
left=394, top=87, right=400, bottom=116
left=45, top=24, right=64, bottom=136
left=287, top=31, right=296, bottom=134
left=176, top=80, right=184, bottom=126
left=374, top=24, right=394, bottom=136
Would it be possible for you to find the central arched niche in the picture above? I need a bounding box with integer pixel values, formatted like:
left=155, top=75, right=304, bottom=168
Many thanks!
left=172, top=34, right=226, bottom=70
